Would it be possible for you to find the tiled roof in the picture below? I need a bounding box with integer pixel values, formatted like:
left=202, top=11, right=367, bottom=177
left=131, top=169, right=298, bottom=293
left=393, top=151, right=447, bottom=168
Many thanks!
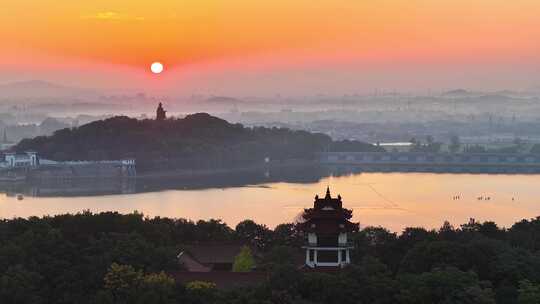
left=182, top=242, right=249, bottom=264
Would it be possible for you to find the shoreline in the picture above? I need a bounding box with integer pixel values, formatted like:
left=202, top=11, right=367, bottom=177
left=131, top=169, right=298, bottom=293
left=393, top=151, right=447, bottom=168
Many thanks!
left=135, top=159, right=318, bottom=180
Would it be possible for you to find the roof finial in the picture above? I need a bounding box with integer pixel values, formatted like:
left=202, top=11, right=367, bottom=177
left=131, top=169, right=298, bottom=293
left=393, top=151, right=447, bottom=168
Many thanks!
left=325, top=186, right=331, bottom=198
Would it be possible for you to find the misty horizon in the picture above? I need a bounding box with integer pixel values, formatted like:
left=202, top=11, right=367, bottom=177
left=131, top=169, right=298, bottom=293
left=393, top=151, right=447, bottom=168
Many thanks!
left=2, top=1, right=540, bottom=96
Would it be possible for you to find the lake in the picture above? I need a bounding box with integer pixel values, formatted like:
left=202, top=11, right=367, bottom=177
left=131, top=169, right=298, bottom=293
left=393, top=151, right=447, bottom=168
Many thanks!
left=1, top=170, right=540, bottom=232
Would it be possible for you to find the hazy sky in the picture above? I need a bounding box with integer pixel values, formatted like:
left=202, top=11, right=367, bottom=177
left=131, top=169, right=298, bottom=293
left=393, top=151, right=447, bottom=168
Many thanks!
left=1, top=0, right=539, bottom=95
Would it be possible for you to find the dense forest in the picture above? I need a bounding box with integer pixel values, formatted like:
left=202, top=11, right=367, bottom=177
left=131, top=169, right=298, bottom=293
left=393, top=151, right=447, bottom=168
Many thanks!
left=2, top=212, right=540, bottom=303
left=14, top=114, right=383, bottom=171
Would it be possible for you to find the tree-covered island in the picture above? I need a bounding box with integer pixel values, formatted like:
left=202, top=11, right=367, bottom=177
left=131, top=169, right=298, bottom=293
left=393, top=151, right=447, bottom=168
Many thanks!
left=14, top=113, right=382, bottom=172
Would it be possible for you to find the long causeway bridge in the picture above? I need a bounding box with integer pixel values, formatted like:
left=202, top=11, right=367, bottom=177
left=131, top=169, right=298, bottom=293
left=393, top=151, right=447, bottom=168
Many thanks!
left=318, top=152, right=540, bottom=173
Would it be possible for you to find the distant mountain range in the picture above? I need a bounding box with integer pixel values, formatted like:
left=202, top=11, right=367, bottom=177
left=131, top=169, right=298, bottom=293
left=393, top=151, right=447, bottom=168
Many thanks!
left=441, top=88, right=533, bottom=99
left=0, top=80, right=101, bottom=99
left=204, top=96, right=244, bottom=104
left=442, top=89, right=474, bottom=97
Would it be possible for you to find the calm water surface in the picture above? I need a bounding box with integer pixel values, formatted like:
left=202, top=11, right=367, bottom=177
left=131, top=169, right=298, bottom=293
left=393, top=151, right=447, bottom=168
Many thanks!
left=1, top=172, right=540, bottom=232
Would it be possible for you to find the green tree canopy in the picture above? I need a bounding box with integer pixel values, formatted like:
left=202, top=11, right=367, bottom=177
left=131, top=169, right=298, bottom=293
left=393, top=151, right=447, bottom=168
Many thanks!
left=232, top=246, right=255, bottom=272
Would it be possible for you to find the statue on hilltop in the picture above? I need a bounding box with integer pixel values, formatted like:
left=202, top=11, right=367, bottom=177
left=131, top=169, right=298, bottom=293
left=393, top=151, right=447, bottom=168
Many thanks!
left=156, top=102, right=167, bottom=121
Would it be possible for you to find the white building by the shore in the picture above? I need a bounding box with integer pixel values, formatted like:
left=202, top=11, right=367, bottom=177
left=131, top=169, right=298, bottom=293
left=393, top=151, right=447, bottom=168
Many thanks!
left=1, top=152, right=39, bottom=168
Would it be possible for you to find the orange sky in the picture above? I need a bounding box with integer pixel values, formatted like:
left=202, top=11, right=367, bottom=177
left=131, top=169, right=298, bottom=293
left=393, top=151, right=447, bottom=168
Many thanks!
left=1, top=0, right=540, bottom=93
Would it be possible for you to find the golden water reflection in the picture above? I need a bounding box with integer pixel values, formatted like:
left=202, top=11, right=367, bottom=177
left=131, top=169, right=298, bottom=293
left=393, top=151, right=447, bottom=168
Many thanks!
left=1, top=173, right=540, bottom=232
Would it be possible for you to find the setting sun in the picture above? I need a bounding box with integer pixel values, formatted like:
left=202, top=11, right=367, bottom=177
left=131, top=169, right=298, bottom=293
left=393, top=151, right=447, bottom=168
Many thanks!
left=150, top=62, right=163, bottom=74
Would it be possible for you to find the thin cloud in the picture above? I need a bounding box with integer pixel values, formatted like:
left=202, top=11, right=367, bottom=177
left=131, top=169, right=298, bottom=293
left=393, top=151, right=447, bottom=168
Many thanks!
left=81, top=11, right=145, bottom=21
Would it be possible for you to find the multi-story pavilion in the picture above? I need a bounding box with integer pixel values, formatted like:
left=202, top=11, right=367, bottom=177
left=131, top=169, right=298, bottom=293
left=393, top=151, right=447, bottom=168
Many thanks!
left=298, top=187, right=359, bottom=268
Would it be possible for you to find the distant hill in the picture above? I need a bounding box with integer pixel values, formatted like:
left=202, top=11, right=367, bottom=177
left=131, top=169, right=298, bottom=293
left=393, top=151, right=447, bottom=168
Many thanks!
left=476, top=94, right=515, bottom=102
left=493, top=90, right=520, bottom=96
left=0, top=80, right=100, bottom=99
left=442, top=89, right=474, bottom=97
left=205, top=96, right=244, bottom=104
left=14, top=113, right=383, bottom=171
